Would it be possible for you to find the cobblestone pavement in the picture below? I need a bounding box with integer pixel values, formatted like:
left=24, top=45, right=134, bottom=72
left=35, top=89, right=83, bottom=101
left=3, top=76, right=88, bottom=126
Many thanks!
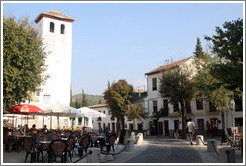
left=2, top=136, right=244, bottom=164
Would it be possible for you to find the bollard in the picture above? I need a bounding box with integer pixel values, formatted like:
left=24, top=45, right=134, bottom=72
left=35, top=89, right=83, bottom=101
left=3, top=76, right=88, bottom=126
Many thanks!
left=207, top=139, right=217, bottom=153
left=196, top=135, right=204, bottom=145
left=136, top=133, right=143, bottom=145
left=219, top=147, right=235, bottom=163
left=124, top=139, right=134, bottom=152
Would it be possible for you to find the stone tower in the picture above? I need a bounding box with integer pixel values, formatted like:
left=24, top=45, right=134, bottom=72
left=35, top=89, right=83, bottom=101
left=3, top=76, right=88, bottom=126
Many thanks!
left=34, top=10, right=75, bottom=106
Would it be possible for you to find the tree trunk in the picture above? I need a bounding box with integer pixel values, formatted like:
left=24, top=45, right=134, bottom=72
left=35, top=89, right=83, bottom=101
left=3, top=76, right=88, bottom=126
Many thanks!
left=180, top=101, right=186, bottom=139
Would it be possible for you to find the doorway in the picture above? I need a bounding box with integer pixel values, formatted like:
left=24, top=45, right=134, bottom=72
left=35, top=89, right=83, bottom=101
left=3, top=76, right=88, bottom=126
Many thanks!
left=164, top=120, right=169, bottom=136
left=158, top=122, right=163, bottom=135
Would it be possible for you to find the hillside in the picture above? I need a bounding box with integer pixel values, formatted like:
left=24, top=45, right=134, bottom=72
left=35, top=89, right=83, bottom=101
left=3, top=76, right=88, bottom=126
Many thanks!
left=72, top=93, right=105, bottom=106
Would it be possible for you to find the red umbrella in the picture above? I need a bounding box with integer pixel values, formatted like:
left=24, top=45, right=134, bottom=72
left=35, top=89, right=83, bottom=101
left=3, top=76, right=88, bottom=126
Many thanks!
left=8, top=104, right=45, bottom=115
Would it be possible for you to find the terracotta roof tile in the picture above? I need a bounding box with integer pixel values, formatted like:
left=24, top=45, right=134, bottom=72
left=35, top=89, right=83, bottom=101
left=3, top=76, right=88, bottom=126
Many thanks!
left=88, top=104, right=108, bottom=108
left=35, top=10, right=75, bottom=23
left=145, top=56, right=193, bottom=76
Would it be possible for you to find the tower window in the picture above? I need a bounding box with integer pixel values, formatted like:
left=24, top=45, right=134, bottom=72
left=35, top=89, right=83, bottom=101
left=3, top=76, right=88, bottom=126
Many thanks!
left=61, top=24, right=65, bottom=34
left=50, top=22, right=54, bottom=33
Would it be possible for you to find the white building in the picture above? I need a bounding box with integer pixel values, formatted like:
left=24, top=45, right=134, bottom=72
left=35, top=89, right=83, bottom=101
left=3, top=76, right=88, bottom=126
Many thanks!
left=25, top=10, right=75, bottom=129
left=90, top=90, right=149, bottom=133
left=145, top=56, right=243, bottom=136
left=33, top=10, right=75, bottom=106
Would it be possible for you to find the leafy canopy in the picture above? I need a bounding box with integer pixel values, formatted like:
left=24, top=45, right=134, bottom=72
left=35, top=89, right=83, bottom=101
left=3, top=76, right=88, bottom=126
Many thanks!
left=205, top=18, right=243, bottom=91
left=104, top=79, right=147, bottom=122
left=3, top=17, right=48, bottom=111
left=159, top=69, right=195, bottom=106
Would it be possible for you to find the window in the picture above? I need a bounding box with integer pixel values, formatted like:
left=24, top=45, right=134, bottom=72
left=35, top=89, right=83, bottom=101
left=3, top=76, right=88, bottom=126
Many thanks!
left=78, top=117, right=82, bottom=125
left=43, top=95, right=50, bottom=104
left=61, top=24, right=65, bottom=34
left=138, top=123, right=143, bottom=130
left=197, top=119, right=204, bottom=131
left=235, top=95, right=242, bottom=112
left=185, top=101, right=191, bottom=114
left=196, top=94, right=203, bottom=110
left=152, top=78, right=157, bottom=91
left=129, top=124, right=134, bottom=130
left=108, top=123, right=110, bottom=130
left=153, top=100, right=158, bottom=112
left=50, top=22, right=54, bottom=33
left=173, top=103, right=179, bottom=112
left=163, top=99, right=168, bottom=110
left=209, top=102, right=217, bottom=112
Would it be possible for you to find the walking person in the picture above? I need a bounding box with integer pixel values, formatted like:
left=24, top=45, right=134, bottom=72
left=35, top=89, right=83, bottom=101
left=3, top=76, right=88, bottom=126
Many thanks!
left=185, top=118, right=195, bottom=145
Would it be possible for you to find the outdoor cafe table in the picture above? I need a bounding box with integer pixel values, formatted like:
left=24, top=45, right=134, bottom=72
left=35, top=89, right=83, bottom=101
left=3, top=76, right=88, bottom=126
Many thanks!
left=38, top=141, right=52, bottom=162
left=14, top=135, right=33, bottom=150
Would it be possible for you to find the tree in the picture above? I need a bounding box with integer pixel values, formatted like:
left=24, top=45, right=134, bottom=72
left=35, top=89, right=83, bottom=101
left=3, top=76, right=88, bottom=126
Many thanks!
left=159, top=69, right=195, bottom=138
left=195, top=55, right=231, bottom=134
left=98, top=99, right=103, bottom=104
left=3, top=17, right=48, bottom=111
left=193, top=37, right=205, bottom=59
left=81, top=89, right=89, bottom=107
left=75, top=97, right=80, bottom=109
left=205, top=18, right=243, bottom=92
left=104, top=79, right=147, bottom=133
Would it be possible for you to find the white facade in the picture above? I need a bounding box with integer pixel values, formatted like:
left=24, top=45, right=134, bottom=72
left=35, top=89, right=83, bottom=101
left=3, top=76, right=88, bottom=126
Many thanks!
left=90, top=93, right=149, bottom=133
left=145, top=57, right=221, bottom=135
left=33, top=10, right=74, bottom=107
left=22, top=11, right=75, bottom=129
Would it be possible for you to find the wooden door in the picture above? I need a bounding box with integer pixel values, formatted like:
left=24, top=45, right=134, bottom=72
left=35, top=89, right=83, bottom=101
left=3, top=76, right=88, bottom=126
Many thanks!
left=164, top=120, right=169, bottom=136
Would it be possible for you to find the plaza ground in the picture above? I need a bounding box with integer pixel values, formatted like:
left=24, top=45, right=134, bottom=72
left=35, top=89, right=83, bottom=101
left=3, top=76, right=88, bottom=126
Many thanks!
left=2, top=135, right=243, bottom=164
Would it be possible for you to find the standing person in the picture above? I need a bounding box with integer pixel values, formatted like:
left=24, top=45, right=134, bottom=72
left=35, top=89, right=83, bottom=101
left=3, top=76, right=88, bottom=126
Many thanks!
left=185, top=118, right=195, bottom=145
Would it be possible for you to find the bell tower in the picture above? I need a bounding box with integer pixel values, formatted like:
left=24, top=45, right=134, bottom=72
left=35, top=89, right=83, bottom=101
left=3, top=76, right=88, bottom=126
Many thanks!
left=34, top=10, right=75, bottom=106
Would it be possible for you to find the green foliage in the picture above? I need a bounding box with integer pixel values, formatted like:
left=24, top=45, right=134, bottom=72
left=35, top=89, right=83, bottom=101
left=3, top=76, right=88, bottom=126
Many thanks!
left=205, top=18, right=243, bottom=91
left=104, top=80, right=134, bottom=120
left=193, top=37, right=205, bottom=59
left=72, top=93, right=105, bottom=107
left=81, top=89, right=89, bottom=107
left=98, top=99, right=103, bottom=104
left=123, top=104, right=148, bottom=121
left=194, top=56, right=231, bottom=112
left=159, top=69, right=195, bottom=106
left=74, top=97, right=80, bottom=108
left=3, top=17, right=48, bottom=111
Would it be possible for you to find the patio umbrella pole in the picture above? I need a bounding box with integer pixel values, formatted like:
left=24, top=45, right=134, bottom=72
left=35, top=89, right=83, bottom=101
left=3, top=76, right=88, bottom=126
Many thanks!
left=58, top=113, right=60, bottom=129
left=43, top=115, right=44, bottom=128
left=50, top=116, right=52, bottom=130
left=12, top=114, right=14, bottom=128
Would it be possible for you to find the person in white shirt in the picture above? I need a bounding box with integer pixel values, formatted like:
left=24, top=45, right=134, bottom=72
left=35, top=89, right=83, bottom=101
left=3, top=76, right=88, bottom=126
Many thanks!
left=185, top=118, right=195, bottom=145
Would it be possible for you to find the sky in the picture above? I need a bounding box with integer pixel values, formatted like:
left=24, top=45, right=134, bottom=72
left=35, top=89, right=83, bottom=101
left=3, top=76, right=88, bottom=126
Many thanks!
left=2, top=1, right=244, bottom=96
